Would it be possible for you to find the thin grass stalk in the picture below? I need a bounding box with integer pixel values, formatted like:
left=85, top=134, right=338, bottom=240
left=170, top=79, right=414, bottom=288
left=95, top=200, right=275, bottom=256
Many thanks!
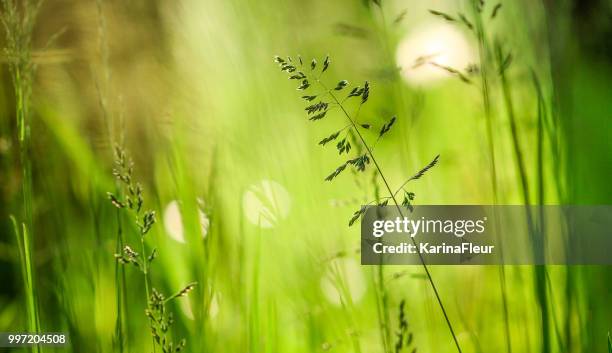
left=18, top=87, right=40, bottom=353
left=533, top=70, right=545, bottom=242
left=377, top=263, right=391, bottom=353
left=371, top=229, right=390, bottom=353
left=533, top=70, right=556, bottom=352
left=110, top=149, right=195, bottom=352
left=534, top=72, right=562, bottom=352
left=17, top=90, right=41, bottom=350
left=113, top=212, right=127, bottom=353
left=192, top=158, right=219, bottom=350
left=468, top=3, right=512, bottom=352
left=353, top=7, right=392, bottom=352
left=94, top=5, right=128, bottom=350
left=534, top=69, right=575, bottom=353
left=10, top=216, right=40, bottom=353
left=470, top=0, right=499, bottom=201
left=563, top=242, right=574, bottom=352
left=1, top=1, right=42, bottom=350
left=495, top=43, right=530, bottom=209
left=20, top=224, right=40, bottom=338
left=92, top=2, right=134, bottom=350
left=544, top=271, right=565, bottom=351
left=9, top=216, right=27, bottom=318
left=371, top=153, right=391, bottom=353
left=248, top=219, right=262, bottom=352
left=329, top=259, right=362, bottom=353
left=495, top=42, right=550, bottom=353
left=316, top=79, right=463, bottom=353
left=371, top=8, right=404, bottom=352
left=239, top=199, right=246, bottom=350
left=137, top=202, right=155, bottom=353
left=372, top=269, right=390, bottom=353
left=538, top=3, right=578, bottom=347
left=372, top=2, right=418, bottom=178
left=533, top=266, right=551, bottom=353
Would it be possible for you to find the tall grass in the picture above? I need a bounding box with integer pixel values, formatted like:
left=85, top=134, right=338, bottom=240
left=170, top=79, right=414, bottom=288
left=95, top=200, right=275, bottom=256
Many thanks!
left=0, top=1, right=608, bottom=352
left=92, top=1, right=129, bottom=349
left=468, top=6, right=513, bottom=353
left=337, top=5, right=411, bottom=351
left=9, top=216, right=39, bottom=351
left=275, top=55, right=462, bottom=353
left=109, top=146, right=197, bottom=352
left=492, top=33, right=558, bottom=352
left=428, top=2, right=513, bottom=351
left=1, top=1, right=41, bottom=351
left=494, top=38, right=551, bottom=353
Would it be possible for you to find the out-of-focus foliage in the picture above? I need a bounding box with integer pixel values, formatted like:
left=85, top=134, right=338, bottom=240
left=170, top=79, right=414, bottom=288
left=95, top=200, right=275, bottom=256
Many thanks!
left=0, top=0, right=610, bottom=352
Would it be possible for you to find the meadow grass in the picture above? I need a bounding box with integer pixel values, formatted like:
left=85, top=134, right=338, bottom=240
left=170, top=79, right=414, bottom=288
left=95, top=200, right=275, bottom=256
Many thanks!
left=92, top=2, right=129, bottom=350
left=0, top=1, right=610, bottom=353
left=428, top=2, right=514, bottom=351
left=276, top=54, right=461, bottom=352
left=109, top=146, right=197, bottom=352
left=1, top=1, right=42, bottom=351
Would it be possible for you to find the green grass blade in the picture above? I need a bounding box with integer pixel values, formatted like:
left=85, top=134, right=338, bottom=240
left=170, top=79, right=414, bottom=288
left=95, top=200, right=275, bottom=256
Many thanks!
left=10, top=216, right=41, bottom=353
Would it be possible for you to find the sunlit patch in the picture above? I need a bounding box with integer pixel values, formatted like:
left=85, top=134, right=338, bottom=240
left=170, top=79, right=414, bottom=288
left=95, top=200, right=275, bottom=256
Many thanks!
left=163, top=199, right=210, bottom=243
left=179, top=291, right=219, bottom=320
left=243, top=180, right=291, bottom=228
left=396, top=23, right=474, bottom=85
left=179, top=297, right=195, bottom=320
left=0, top=137, right=10, bottom=154
left=320, top=258, right=366, bottom=306
left=208, top=292, right=220, bottom=318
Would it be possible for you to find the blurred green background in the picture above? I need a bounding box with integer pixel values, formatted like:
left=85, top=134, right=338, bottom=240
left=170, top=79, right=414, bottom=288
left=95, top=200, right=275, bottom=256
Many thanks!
left=1, top=0, right=610, bottom=352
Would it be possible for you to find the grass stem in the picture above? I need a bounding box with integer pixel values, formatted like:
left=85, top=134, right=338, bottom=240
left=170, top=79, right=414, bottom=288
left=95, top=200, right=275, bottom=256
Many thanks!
left=318, top=80, right=463, bottom=353
left=2, top=1, right=42, bottom=350
left=469, top=3, right=512, bottom=352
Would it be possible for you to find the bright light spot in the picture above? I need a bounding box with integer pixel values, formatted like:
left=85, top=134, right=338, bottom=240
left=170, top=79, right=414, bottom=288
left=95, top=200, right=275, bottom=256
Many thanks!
left=163, top=199, right=210, bottom=243
left=320, top=258, right=366, bottom=306
left=179, top=298, right=194, bottom=320
left=243, top=180, right=291, bottom=228
left=396, top=23, right=474, bottom=85
left=179, top=291, right=219, bottom=320
left=209, top=293, right=219, bottom=318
